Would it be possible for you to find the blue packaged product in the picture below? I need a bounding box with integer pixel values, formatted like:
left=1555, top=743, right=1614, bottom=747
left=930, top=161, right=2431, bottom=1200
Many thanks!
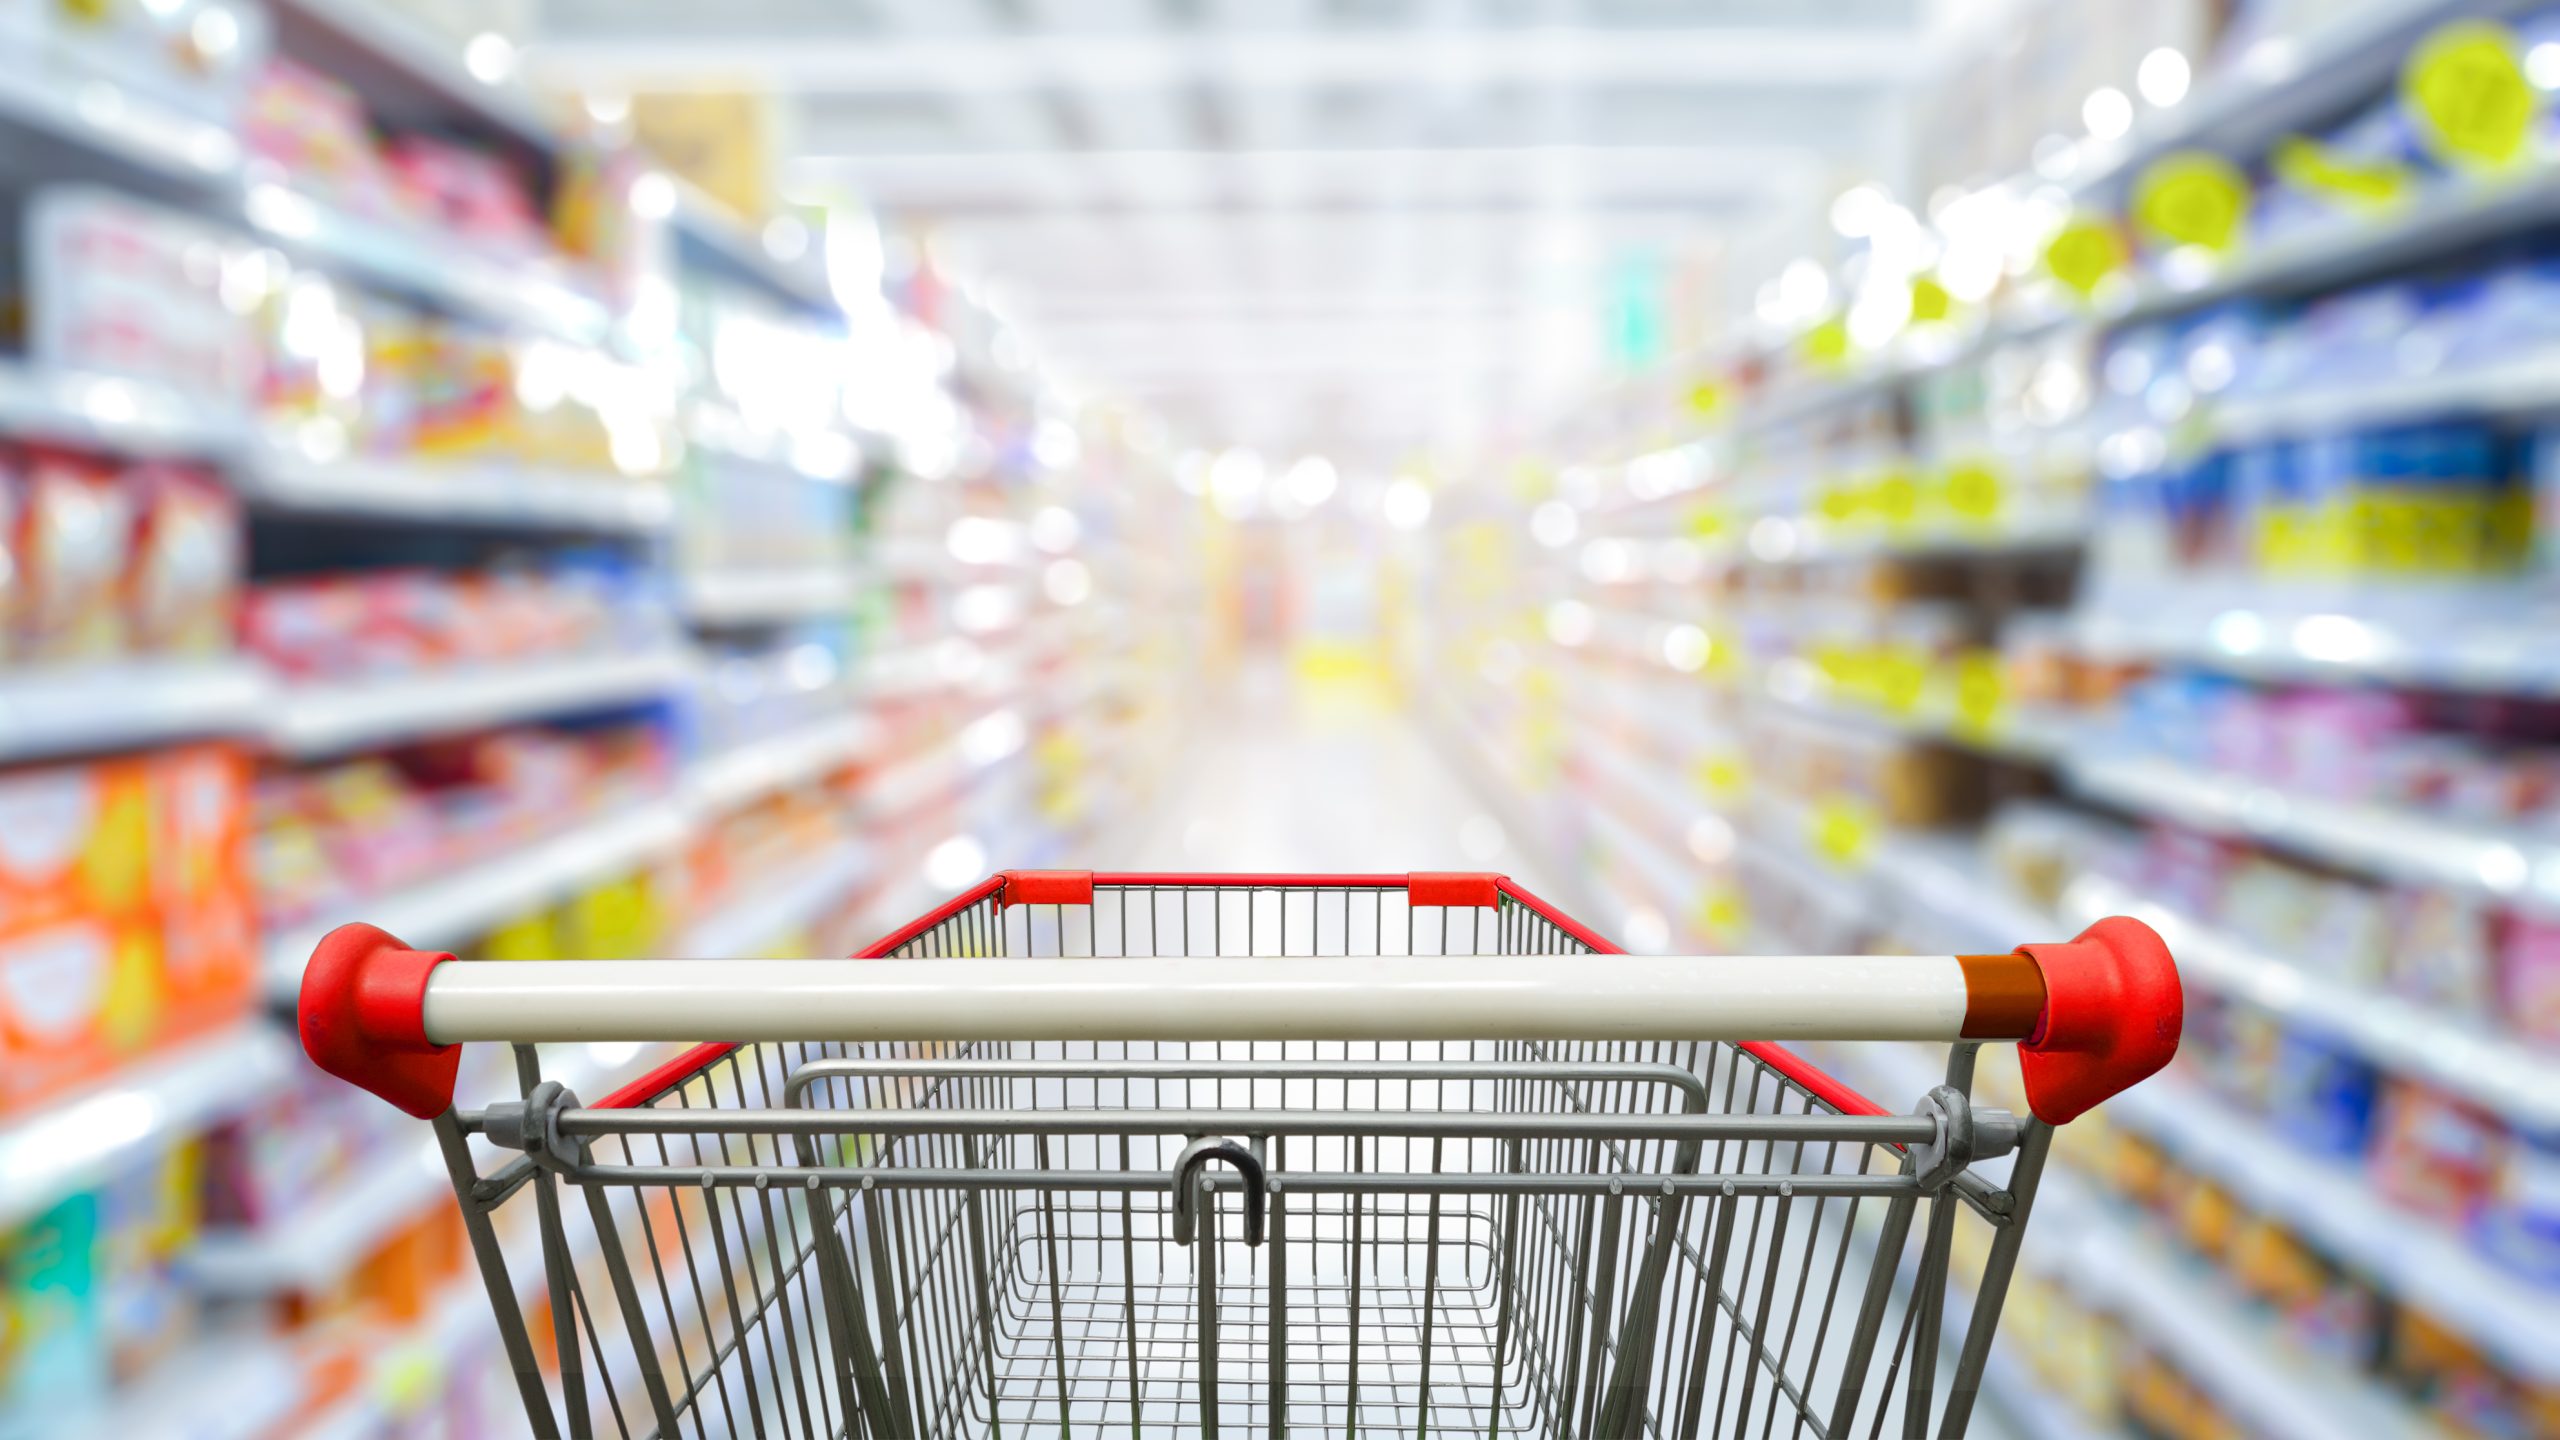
left=2263, top=1024, right=2382, bottom=1161
left=2472, top=1127, right=2560, bottom=1286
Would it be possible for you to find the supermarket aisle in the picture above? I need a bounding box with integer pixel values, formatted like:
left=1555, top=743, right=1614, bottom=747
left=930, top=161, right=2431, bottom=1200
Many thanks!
left=1102, top=657, right=1556, bottom=889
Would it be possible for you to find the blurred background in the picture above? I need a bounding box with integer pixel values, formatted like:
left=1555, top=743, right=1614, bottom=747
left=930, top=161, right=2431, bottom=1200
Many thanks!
left=0, top=0, right=2556, bottom=1436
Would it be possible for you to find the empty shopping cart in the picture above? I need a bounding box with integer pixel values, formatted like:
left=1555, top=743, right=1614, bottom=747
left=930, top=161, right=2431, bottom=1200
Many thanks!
left=298, top=870, right=2180, bottom=1439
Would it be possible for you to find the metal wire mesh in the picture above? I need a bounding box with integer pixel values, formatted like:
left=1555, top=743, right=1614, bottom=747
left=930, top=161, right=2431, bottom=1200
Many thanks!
left=442, top=881, right=2013, bottom=1440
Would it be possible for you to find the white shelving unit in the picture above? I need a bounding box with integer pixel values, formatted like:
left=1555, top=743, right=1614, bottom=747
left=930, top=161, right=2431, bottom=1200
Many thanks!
left=260, top=799, right=695, bottom=989
left=2063, top=874, right=2560, bottom=1130
left=0, top=659, right=270, bottom=764
left=234, top=450, right=677, bottom=532
left=266, top=648, right=694, bottom=758
left=688, top=712, right=883, bottom=813
left=0, top=1024, right=296, bottom=1230
left=0, top=362, right=244, bottom=458
left=2108, top=1074, right=2560, bottom=1388
left=2066, top=748, right=2560, bottom=911
left=681, top=568, right=866, bottom=626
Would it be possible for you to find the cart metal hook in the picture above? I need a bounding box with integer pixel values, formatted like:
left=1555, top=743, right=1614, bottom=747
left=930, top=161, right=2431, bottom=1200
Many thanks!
left=1170, top=1136, right=1267, bottom=1247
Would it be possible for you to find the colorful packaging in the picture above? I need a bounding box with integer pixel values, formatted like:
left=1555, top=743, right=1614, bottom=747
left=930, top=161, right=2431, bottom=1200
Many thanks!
left=124, top=463, right=240, bottom=658
left=13, top=450, right=133, bottom=664
left=0, top=1194, right=105, bottom=1431
left=0, top=755, right=153, bottom=927
left=2370, top=1079, right=2507, bottom=1225
left=2473, top=1128, right=2560, bottom=1287
left=2498, top=911, right=2560, bottom=1046
left=2262, top=1025, right=2381, bottom=1161
left=0, top=915, right=163, bottom=1112
left=147, top=744, right=256, bottom=1042
left=2389, top=886, right=2500, bottom=1017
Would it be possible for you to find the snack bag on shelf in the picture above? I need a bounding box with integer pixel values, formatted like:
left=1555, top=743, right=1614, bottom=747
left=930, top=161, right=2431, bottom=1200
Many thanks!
left=2473, top=1127, right=2560, bottom=1288
left=382, top=135, right=547, bottom=254
left=24, top=188, right=260, bottom=409
left=124, top=462, right=240, bottom=658
left=14, top=449, right=134, bottom=664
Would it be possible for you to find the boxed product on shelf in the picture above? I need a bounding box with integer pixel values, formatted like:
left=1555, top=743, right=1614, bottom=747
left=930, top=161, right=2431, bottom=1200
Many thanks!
left=19, top=188, right=261, bottom=411
left=0, top=743, right=255, bottom=1114
left=241, top=552, right=662, bottom=680
left=251, top=719, right=676, bottom=929
left=0, top=1192, right=104, bottom=1431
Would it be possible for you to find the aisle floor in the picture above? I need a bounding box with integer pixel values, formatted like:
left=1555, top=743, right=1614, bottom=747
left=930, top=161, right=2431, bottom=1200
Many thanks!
left=1098, top=658, right=1556, bottom=889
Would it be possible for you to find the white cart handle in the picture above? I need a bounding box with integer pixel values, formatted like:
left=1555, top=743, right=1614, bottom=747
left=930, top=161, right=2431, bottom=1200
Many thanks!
left=299, top=916, right=2179, bottom=1128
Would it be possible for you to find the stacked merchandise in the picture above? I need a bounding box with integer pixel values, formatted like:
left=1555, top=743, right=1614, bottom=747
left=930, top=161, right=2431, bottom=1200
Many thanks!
left=0, top=6, right=1187, bottom=1437
left=1429, top=5, right=2560, bottom=1439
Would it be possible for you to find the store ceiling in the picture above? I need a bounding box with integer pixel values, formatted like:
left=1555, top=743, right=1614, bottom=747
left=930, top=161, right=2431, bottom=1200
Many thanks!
left=527, top=1, right=1946, bottom=468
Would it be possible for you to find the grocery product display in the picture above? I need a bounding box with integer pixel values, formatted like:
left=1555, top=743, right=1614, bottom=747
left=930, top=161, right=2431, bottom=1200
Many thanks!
left=0, top=4, right=1183, bottom=1434
left=11, top=0, right=2560, bottom=1437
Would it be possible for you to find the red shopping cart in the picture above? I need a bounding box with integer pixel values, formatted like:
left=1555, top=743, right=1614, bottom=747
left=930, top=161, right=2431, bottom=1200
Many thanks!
left=299, top=870, right=2179, bottom=1440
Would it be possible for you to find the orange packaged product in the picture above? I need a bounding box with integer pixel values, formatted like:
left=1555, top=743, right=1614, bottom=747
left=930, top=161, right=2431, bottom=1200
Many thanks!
left=0, top=912, right=166, bottom=1112
left=149, top=744, right=259, bottom=1040
left=0, top=754, right=155, bottom=927
left=125, top=463, right=241, bottom=658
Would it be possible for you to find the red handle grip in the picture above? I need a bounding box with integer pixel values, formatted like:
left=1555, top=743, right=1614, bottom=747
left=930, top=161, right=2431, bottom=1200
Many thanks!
left=299, top=922, right=461, bottom=1119
left=2016, top=915, right=2182, bottom=1125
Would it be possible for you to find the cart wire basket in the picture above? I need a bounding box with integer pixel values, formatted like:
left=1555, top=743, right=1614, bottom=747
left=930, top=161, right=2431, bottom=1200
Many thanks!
left=299, top=869, right=2181, bottom=1440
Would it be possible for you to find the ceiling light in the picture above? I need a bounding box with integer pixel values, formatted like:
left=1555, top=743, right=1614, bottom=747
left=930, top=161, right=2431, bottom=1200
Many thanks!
left=463, top=31, right=514, bottom=85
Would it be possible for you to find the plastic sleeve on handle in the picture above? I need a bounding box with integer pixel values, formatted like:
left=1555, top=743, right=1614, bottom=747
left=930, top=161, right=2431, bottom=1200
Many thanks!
left=2015, top=915, right=2182, bottom=1125
left=1407, top=872, right=1503, bottom=908
left=299, top=922, right=462, bottom=1119
left=1001, top=870, right=1095, bottom=907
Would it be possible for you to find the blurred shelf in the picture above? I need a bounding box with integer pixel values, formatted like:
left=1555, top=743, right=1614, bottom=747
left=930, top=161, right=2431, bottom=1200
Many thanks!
left=2106, top=1073, right=2560, bottom=1386
left=0, top=658, right=269, bottom=763
left=0, top=64, right=241, bottom=193
left=0, top=1023, right=294, bottom=1229
left=856, top=639, right=985, bottom=699
left=2064, top=874, right=2560, bottom=1131
left=188, top=1133, right=448, bottom=1294
left=267, top=0, right=559, bottom=152
left=1763, top=508, right=2090, bottom=564
left=242, top=182, right=615, bottom=346
left=688, top=713, right=883, bottom=813
left=2072, top=586, right=2560, bottom=696
left=671, top=840, right=873, bottom=958
left=2066, top=748, right=2560, bottom=910
left=267, top=648, right=692, bottom=758
left=670, top=183, right=839, bottom=316
left=2213, top=351, right=2560, bottom=442
left=684, top=400, right=866, bottom=480
left=187, top=1041, right=675, bottom=1295
left=680, top=567, right=862, bottom=626
left=61, top=1334, right=308, bottom=1440
left=1757, top=680, right=2076, bottom=766
left=0, top=363, right=244, bottom=456
left=2117, top=166, right=2560, bottom=327
left=2065, top=0, right=2485, bottom=202
left=236, top=450, right=676, bottom=532
left=2044, top=1175, right=2443, bottom=1440
left=261, top=799, right=694, bottom=989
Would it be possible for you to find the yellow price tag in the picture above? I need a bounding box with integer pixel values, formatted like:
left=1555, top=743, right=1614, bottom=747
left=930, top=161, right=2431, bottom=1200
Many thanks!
left=1693, top=754, right=1746, bottom=800
left=1952, top=651, right=2007, bottom=734
left=2404, top=20, right=2537, bottom=169
left=1809, top=798, right=1876, bottom=869
left=1700, top=890, right=1747, bottom=942
left=1907, top=275, right=1953, bottom=325
left=2043, top=218, right=2128, bottom=299
left=1944, top=460, right=2004, bottom=523
left=1686, top=504, right=1729, bottom=541
left=1872, top=469, right=1920, bottom=529
left=2270, top=136, right=2413, bottom=210
left=1873, top=647, right=1928, bottom=715
left=1817, top=483, right=1864, bottom=525
left=1687, top=378, right=1727, bottom=417
left=1801, top=316, right=1850, bottom=367
left=2132, top=152, right=2251, bottom=254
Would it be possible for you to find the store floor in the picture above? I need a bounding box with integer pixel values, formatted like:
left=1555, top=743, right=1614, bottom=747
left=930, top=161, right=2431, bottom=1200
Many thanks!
left=1101, top=654, right=1551, bottom=884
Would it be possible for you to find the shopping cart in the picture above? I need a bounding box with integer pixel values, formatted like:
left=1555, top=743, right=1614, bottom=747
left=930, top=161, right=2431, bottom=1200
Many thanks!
left=298, top=870, right=2180, bottom=1440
